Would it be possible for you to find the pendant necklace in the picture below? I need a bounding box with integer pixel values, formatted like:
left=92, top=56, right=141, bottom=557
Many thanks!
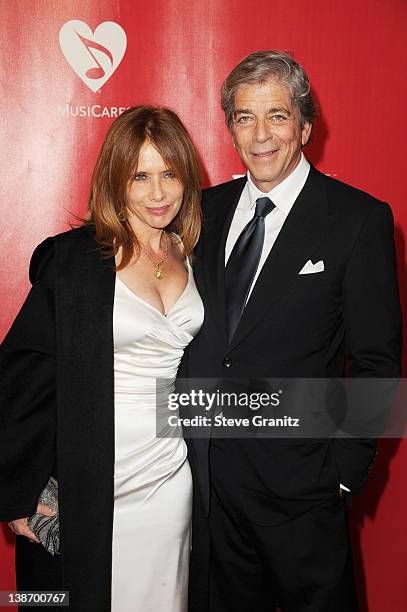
left=140, top=231, right=169, bottom=280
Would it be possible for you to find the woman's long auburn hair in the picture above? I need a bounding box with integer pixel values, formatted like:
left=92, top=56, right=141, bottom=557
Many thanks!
left=86, top=105, right=202, bottom=270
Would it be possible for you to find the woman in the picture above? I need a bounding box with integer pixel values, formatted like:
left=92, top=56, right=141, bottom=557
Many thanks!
left=0, top=106, right=204, bottom=611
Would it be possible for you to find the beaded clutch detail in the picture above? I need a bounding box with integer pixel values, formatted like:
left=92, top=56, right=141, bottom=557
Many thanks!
left=27, top=476, right=60, bottom=555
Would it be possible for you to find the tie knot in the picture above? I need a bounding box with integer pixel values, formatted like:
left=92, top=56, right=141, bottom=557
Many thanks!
left=255, top=197, right=275, bottom=219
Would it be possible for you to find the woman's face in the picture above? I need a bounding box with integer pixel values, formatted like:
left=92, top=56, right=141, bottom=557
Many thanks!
left=126, top=141, right=184, bottom=232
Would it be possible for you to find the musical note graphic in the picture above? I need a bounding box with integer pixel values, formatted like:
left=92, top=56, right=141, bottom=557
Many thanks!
left=76, top=33, right=114, bottom=79
left=60, top=20, right=127, bottom=92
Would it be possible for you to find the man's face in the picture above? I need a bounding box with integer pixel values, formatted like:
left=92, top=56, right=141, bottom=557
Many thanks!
left=230, top=79, right=312, bottom=192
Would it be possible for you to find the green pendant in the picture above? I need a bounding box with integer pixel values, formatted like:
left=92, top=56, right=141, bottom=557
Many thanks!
left=155, top=266, right=163, bottom=280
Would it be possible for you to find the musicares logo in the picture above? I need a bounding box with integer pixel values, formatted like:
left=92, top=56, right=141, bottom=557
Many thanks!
left=59, top=20, right=127, bottom=92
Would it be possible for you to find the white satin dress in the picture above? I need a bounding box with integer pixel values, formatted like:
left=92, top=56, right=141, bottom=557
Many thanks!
left=111, top=260, right=204, bottom=612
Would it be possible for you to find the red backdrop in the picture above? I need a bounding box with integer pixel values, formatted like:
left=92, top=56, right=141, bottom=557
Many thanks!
left=1, top=1, right=406, bottom=609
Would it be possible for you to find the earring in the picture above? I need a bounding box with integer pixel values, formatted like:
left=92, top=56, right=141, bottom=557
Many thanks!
left=118, top=209, right=127, bottom=222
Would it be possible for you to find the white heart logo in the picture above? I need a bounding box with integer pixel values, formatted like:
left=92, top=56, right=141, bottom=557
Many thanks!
left=59, top=20, right=127, bottom=92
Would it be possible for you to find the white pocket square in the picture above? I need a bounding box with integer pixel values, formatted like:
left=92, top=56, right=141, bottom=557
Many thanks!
left=298, top=260, right=324, bottom=275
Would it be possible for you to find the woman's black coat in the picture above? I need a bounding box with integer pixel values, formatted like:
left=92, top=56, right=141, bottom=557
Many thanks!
left=0, top=225, right=117, bottom=611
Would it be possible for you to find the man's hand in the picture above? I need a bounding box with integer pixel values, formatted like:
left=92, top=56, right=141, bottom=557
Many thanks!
left=7, top=503, right=56, bottom=543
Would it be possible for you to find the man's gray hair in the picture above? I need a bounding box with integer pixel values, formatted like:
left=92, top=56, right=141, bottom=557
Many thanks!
left=221, top=50, right=318, bottom=129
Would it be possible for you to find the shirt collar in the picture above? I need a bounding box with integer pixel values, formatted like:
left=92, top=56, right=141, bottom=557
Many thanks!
left=246, top=153, right=310, bottom=216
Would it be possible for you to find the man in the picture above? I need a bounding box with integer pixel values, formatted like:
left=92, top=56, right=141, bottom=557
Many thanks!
left=182, top=50, right=402, bottom=611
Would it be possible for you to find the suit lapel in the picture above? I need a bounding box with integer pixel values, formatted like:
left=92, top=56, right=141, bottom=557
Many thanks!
left=229, top=167, right=334, bottom=349
left=199, top=177, right=247, bottom=342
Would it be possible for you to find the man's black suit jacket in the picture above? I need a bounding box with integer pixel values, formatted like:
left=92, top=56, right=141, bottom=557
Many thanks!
left=181, top=165, right=402, bottom=523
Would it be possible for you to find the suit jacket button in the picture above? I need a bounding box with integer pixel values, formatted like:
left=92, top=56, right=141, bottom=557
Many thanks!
left=223, top=356, right=232, bottom=368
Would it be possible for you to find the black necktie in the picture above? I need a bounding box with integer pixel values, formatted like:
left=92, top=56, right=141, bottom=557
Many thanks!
left=225, top=196, right=275, bottom=343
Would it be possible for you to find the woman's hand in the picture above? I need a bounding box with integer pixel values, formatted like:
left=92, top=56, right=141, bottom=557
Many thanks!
left=7, top=503, right=56, bottom=543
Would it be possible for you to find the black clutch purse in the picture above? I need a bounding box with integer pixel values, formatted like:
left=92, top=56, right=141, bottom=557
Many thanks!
left=27, top=476, right=60, bottom=555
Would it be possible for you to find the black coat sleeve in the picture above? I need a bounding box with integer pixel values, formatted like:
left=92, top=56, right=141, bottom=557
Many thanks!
left=334, top=202, right=402, bottom=493
left=0, top=238, right=56, bottom=521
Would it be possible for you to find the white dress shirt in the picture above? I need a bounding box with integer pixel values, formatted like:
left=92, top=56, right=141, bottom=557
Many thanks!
left=224, top=154, right=350, bottom=493
left=225, top=153, right=310, bottom=300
